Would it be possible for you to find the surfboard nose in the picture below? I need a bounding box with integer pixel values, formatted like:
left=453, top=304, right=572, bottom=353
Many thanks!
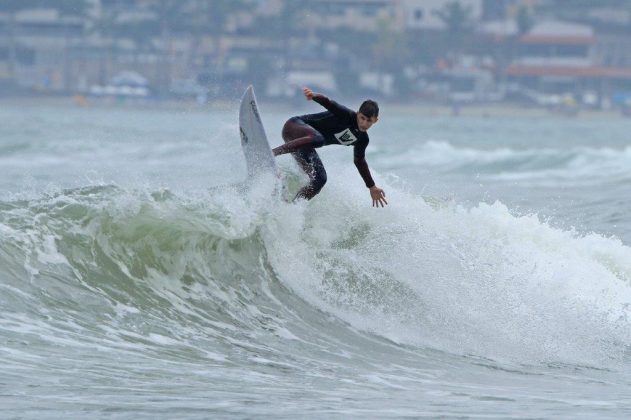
left=238, top=86, right=278, bottom=180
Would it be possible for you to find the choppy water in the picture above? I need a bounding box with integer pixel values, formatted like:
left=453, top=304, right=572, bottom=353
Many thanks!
left=1, top=101, right=631, bottom=419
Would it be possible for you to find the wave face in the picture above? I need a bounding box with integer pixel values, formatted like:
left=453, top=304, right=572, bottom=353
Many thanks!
left=2, top=179, right=629, bottom=384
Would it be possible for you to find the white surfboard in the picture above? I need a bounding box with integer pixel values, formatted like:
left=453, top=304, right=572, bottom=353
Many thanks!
left=238, top=86, right=278, bottom=180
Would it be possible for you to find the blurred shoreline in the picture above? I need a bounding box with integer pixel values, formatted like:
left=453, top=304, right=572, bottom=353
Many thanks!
left=2, top=94, right=629, bottom=120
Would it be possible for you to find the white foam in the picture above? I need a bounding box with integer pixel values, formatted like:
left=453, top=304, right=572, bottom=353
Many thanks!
left=264, top=164, right=631, bottom=365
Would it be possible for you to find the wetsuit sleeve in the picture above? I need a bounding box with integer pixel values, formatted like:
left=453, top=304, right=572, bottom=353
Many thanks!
left=312, top=94, right=354, bottom=121
left=353, top=137, right=375, bottom=188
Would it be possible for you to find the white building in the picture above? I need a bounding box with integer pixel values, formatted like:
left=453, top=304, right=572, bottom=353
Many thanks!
left=307, top=0, right=403, bottom=31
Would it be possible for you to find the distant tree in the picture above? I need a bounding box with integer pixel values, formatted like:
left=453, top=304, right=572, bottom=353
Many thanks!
left=315, top=26, right=377, bottom=96
left=491, top=4, right=533, bottom=88
left=434, top=1, right=475, bottom=55
left=372, top=18, right=410, bottom=97
left=334, top=62, right=360, bottom=97
left=515, top=5, right=534, bottom=35
left=372, top=18, right=409, bottom=68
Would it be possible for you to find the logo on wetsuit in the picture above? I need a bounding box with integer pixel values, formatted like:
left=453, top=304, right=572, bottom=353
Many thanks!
left=334, top=128, right=357, bottom=145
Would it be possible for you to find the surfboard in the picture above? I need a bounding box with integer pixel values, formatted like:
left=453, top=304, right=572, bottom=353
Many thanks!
left=238, top=86, right=278, bottom=180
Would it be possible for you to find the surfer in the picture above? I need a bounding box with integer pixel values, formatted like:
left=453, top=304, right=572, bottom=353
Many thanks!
left=272, top=87, right=387, bottom=207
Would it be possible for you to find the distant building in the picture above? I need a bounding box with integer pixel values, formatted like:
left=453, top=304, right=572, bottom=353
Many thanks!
left=3, top=0, right=631, bottom=104
left=501, top=20, right=631, bottom=102
left=0, top=6, right=87, bottom=92
left=308, top=0, right=403, bottom=31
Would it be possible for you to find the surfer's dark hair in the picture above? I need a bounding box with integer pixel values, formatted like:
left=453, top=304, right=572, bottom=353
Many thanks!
left=359, top=100, right=379, bottom=119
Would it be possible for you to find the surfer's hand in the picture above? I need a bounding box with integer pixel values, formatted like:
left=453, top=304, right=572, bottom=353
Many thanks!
left=369, top=186, right=388, bottom=207
left=303, top=87, right=314, bottom=100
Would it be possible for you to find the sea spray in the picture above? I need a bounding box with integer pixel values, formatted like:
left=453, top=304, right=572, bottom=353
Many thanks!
left=264, top=168, right=631, bottom=364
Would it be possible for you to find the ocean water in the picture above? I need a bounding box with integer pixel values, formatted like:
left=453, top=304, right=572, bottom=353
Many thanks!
left=1, top=99, right=631, bottom=419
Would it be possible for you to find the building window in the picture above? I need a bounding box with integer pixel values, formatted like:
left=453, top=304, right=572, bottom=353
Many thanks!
left=414, top=9, right=423, bottom=21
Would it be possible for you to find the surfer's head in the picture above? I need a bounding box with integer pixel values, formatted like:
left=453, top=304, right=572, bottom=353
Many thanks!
left=357, top=99, right=379, bottom=132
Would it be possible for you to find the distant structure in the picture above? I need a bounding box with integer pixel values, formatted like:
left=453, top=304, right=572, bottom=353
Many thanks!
left=482, top=18, right=631, bottom=107
left=1, top=0, right=631, bottom=109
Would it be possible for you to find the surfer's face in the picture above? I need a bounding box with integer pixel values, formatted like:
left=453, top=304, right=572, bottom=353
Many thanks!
left=357, top=112, right=378, bottom=132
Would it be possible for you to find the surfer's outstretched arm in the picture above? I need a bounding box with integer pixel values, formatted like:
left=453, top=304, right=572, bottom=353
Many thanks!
left=354, top=157, right=387, bottom=207
left=303, top=87, right=353, bottom=120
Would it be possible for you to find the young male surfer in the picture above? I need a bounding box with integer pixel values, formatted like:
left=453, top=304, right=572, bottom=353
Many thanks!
left=272, top=87, right=388, bottom=207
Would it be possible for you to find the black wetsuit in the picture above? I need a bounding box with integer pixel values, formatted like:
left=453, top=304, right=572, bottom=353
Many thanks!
left=299, top=96, right=370, bottom=156
left=278, top=94, right=375, bottom=200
